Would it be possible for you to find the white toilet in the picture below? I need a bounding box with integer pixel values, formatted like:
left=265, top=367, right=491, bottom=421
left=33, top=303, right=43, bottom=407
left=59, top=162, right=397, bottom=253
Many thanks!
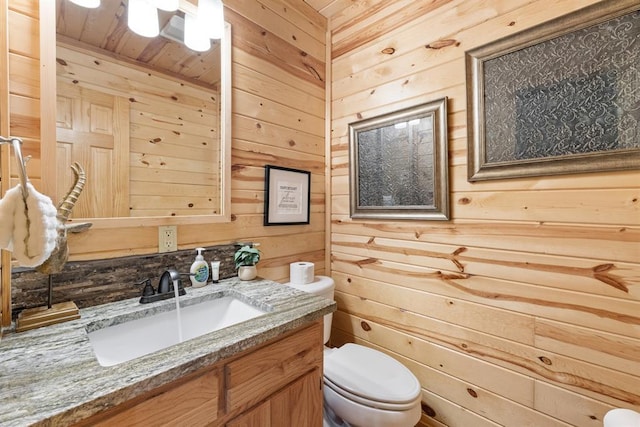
left=604, top=408, right=640, bottom=426
left=285, top=276, right=422, bottom=427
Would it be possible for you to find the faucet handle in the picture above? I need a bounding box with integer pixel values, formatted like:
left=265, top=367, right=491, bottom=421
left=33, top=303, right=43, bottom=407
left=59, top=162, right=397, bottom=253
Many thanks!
left=138, top=279, right=155, bottom=297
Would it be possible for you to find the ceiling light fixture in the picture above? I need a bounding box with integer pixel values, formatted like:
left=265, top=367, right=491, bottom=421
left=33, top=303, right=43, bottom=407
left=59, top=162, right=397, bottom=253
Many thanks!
left=128, top=0, right=160, bottom=38
left=70, top=0, right=223, bottom=51
left=184, top=12, right=211, bottom=52
left=181, top=0, right=224, bottom=52
left=197, top=0, right=224, bottom=40
left=159, top=14, right=185, bottom=44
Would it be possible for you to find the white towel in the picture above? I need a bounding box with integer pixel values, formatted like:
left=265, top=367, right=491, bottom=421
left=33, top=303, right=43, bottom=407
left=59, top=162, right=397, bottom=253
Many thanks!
left=0, top=183, right=58, bottom=267
left=0, top=185, right=16, bottom=250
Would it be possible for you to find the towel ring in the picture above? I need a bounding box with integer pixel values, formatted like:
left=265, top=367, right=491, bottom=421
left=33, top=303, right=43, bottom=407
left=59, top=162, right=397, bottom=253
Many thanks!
left=0, top=136, right=29, bottom=200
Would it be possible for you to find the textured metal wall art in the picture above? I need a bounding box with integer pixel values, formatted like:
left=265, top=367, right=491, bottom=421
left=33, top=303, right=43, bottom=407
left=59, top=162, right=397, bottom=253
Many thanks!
left=349, top=98, right=449, bottom=220
left=466, top=0, right=640, bottom=181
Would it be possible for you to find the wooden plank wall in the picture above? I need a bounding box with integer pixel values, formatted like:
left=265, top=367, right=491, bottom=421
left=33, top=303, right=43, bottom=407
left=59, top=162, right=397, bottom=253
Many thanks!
left=327, top=0, right=640, bottom=426
left=56, top=43, right=220, bottom=217
left=1, top=0, right=326, bottom=327
left=2, top=0, right=44, bottom=327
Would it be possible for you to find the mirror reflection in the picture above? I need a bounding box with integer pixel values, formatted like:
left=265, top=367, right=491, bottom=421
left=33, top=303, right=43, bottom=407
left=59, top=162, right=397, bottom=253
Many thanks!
left=54, top=0, right=227, bottom=219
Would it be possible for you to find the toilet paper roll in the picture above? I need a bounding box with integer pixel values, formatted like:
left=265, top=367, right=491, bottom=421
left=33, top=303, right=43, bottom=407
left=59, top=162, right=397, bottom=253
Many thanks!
left=290, top=262, right=315, bottom=285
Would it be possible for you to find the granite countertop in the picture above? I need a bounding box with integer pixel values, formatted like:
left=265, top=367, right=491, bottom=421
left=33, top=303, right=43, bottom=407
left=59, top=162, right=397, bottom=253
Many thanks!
left=0, top=277, right=335, bottom=426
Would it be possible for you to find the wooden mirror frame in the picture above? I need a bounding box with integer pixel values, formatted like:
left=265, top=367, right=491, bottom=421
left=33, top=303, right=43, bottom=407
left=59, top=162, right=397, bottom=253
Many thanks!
left=1, top=0, right=10, bottom=327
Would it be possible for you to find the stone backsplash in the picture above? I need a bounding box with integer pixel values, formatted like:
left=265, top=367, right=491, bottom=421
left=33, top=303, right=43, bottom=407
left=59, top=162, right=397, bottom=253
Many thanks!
left=10, top=244, right=246, bottom=320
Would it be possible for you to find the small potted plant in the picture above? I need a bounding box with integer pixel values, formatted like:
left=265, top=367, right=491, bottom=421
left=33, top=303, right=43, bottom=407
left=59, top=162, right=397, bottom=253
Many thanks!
left=234, top=244, right=261, bottom=281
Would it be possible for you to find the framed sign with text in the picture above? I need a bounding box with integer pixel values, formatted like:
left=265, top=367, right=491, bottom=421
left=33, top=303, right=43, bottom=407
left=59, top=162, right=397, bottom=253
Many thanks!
left=264, top=165, right=311, bottom=226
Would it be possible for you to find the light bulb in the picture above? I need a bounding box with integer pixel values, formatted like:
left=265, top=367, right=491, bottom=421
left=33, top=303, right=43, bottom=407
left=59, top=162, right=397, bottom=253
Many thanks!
left=184, top=12, right=211, bottom=52
left=197, top=0, right=224, bottom=39
left=150, top=0, right=178, bottom=11
left=68, top=0, right=100, bottom=8
left=128, top=0, right=159, bottom=38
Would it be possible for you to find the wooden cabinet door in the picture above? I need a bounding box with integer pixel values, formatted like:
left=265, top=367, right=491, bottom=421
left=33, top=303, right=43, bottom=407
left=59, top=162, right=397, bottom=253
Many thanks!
left=226, top=369, right=323, bottom=427
left=225, top=401, right=271, bottom=427
left=269, top=368, right=322, bottom=427
left=225, top=321, right=323, bottom=416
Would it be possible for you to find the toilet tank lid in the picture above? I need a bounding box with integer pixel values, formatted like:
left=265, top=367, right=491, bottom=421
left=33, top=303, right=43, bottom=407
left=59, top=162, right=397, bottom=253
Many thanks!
left=283, top=275, right=334, bottom=296
left=324, top=343, right=421, bottom=404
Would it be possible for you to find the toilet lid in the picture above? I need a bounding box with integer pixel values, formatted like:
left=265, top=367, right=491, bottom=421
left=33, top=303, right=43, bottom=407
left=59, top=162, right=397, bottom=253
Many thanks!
left=324, top=343, right=421, bottom=405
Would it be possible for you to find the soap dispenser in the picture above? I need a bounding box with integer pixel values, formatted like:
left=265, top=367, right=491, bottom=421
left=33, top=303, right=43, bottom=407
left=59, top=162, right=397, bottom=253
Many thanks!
left=190, top=247, right=209, bottom=288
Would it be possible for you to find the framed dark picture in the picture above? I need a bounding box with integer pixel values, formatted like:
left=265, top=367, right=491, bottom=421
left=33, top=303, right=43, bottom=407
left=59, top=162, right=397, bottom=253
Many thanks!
left=349, top=97, right=449, bottom=220
left=466, top=0, right=640, bottom=181
left=264, top=165, right=310, bottom=226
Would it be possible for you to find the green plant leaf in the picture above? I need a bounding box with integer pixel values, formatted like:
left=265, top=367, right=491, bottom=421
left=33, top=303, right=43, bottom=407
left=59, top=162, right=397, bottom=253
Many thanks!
left=234, top=245, right=261, bottom=269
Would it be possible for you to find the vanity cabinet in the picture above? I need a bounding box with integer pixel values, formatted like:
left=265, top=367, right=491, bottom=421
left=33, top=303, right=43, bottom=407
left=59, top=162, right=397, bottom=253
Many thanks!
left=226, top=369, right=322, bottom=427
left=90, top=368, right=222, bottom=426
left=73, top=320, right=323, bottom=427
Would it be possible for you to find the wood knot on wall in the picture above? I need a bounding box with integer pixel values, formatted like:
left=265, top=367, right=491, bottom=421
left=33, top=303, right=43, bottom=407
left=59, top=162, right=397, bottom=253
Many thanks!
left=425, top=39, right=459, bottom=49
left=538, top=356, right=553, bottom=366
left=304, top=63, right=323, bottom=82
left=354, top=258, right=378, bottom=267
left=421, top=403, right=436, bottom=417
left=592, top=263, right=628, bottom=293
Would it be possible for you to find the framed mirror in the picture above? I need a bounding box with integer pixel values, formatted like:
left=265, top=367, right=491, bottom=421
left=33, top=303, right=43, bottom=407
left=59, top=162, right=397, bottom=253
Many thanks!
left=349, top=98, right=449, bottom=221
left=51, top=0, right=231, bottom=226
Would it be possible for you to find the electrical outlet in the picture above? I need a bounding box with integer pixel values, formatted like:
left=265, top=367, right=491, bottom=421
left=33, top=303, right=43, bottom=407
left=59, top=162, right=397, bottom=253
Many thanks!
left=158, top=226, right=177, bottom=253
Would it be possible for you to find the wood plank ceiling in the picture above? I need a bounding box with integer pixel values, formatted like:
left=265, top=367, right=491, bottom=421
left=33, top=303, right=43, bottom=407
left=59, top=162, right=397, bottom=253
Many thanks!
left=55, top=0, right=221, bottom=89
left=303, top=0, right=351, bottom=18
left=54, top=0, right=346, bottom=90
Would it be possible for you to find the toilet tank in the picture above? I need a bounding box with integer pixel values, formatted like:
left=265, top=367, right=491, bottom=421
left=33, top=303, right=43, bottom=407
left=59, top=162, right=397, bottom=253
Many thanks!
left=283, top=276, right=334, bottom=344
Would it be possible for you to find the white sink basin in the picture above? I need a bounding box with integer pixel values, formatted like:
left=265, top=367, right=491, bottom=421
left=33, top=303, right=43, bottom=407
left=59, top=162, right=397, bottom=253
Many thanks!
left=87, top=296, right=267, bottom=366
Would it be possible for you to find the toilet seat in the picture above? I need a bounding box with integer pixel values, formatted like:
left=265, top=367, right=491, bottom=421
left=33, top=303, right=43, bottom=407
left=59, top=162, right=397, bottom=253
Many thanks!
left=323, top=383, right=421, bottom=427
left=324, top=376, right=420, bottom=411
left=323, top=343, right=421, bottom=410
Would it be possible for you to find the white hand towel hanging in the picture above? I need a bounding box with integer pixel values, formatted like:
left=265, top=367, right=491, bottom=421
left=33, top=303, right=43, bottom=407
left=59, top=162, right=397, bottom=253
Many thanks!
left=0, top=186, right=15, bottom=250
left=0, top=183, right=58, bottom=267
